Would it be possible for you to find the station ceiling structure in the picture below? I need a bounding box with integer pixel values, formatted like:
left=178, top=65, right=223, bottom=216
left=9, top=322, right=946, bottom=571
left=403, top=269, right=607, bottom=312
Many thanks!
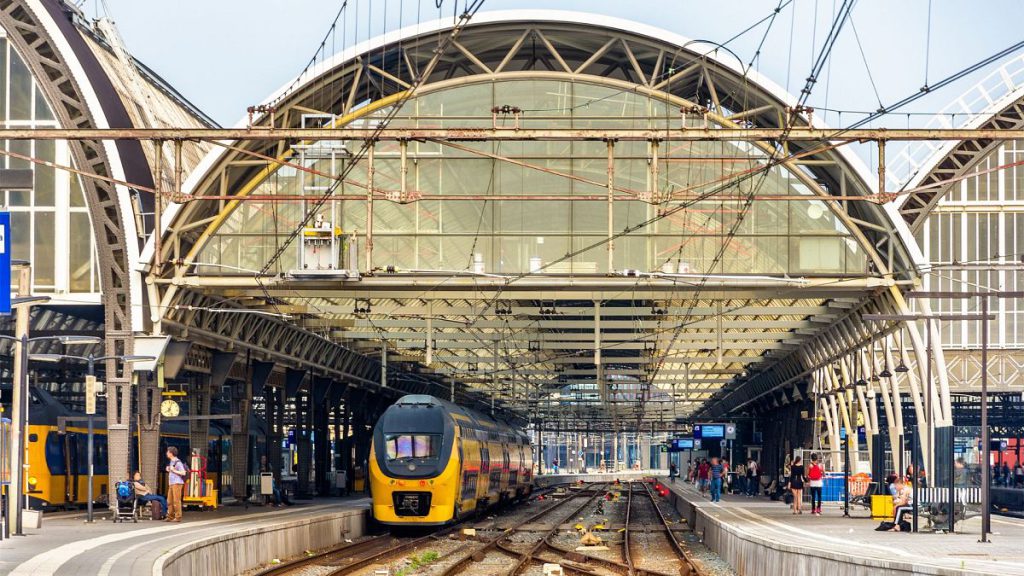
left=145, top=10, right=939, bottom=431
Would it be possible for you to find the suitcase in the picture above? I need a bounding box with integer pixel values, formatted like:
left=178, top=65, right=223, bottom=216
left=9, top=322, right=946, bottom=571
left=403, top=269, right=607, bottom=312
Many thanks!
left=150, top=500, right=164, bottom=521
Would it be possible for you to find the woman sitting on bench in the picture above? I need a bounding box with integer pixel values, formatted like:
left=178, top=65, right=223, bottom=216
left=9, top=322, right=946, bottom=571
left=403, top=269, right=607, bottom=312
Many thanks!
left=890, top=477, right=913, bottom=531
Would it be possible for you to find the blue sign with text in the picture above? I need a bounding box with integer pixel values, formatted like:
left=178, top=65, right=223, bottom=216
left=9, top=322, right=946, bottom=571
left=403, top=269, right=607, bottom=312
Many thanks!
left=0, top=212, right=10, bottom=314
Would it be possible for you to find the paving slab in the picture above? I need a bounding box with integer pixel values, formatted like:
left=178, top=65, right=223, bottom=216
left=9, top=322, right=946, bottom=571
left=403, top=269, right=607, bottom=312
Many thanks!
left=0, top=496, right=369, bottom=576
left=662, top=478, right=1024, bottom=575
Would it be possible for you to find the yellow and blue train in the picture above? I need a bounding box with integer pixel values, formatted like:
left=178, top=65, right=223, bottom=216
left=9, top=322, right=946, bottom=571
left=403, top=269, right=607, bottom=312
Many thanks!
left=1, top=383, right=260, bottom=510
left=369, top=394, right=534, bottom=526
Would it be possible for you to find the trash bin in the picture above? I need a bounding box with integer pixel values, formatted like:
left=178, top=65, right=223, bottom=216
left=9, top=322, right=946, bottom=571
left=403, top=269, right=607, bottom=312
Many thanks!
left=871, top=494, right=894, bottom=520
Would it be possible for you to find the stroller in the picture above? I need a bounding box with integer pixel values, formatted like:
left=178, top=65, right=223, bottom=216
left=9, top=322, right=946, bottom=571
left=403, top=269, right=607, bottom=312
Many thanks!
left=112, top=480, right=138, bottom=523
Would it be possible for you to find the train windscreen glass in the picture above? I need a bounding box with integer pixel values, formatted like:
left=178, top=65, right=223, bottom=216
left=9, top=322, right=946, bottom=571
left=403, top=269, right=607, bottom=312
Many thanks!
left=385, top=434, right=440, bottom=460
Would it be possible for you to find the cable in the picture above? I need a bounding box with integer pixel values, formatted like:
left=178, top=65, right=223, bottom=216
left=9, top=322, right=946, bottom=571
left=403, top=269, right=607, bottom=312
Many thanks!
left=848, top=15, right=882, bottom=110
left=924, top=0, right=933, bottom=89
left=271, top=1, right=352, bottom=108
left=848, top=38, right=1024, bottom=128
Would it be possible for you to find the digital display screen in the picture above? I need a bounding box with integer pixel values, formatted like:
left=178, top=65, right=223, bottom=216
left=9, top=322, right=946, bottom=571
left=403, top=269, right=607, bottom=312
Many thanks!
left=700, top=425, right=725, bottom=438
left=672, top=438, right=694, bottom=450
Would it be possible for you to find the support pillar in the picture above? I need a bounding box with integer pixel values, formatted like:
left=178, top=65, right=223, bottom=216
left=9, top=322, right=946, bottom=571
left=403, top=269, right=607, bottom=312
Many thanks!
left=286, top=368, right=309, bottom=498
left=236, top=361, right=271, bottom=500
left=312, top=377, right=335, bottom=496
left=189, top=375, right=212, bottom=459
left=137, top=375, right=161, bottom=491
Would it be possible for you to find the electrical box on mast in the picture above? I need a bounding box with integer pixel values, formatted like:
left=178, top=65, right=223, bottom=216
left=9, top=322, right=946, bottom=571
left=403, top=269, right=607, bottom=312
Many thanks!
left=85, top=375, right=99, bottom=415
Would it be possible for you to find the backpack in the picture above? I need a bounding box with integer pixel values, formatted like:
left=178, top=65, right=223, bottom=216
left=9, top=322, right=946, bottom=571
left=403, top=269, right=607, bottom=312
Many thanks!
left=808, top=464, right=823, bottom=481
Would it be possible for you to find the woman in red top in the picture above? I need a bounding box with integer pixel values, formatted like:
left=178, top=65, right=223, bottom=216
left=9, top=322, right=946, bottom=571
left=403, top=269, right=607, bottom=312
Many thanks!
left=697, top=459, right=710, bottom=496
left=808, top=453, right=825, bottom=515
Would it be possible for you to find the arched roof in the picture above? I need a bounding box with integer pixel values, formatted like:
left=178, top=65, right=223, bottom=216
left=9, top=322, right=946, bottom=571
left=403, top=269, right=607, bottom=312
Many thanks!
left=893, top=53, right=1024, bottom=231
left=158, top=9, right=923, bottom=276
left=147, top=10, right=930, bottom=424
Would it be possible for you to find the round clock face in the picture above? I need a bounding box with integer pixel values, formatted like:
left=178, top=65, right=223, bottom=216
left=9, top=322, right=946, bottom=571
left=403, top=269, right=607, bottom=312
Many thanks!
left=160, top=399, right=180, bottom=418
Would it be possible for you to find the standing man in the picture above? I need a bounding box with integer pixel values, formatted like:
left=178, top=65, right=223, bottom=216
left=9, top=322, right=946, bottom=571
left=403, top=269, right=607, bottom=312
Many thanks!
left=746, top=459, right=759, bottom=497
left=709, top=457, right=724, bottom=503
left=165, top=446, right=187, bottom=522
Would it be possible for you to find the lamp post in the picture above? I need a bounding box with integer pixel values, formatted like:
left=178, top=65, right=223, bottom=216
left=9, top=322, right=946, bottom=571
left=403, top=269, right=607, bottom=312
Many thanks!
left=902, top=290, right=1024, bottom=543
left=0, top=310, right=99, bottom=536
left=31, top=353, right=155, bottom=523
left=863, top=311, right=995, bottom=535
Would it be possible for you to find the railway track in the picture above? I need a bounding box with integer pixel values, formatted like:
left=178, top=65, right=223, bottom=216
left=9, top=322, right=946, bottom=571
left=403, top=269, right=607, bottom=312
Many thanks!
left=256, top=481, right=707, bottom=576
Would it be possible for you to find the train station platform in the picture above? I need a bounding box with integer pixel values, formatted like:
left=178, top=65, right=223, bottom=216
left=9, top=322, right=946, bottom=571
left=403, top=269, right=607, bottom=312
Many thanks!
left=660, top=477, right=1024, bottom=576
left=0, top=496, right=369, bottom=576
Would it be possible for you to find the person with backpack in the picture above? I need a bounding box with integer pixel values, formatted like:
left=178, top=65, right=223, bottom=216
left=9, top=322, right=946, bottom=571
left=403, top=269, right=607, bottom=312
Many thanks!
left=164, top=446, right=187, bottom=522
left=807, top=454, right=824, bottom=515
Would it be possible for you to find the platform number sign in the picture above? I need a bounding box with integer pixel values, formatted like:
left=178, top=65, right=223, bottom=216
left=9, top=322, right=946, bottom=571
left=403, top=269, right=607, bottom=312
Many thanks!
left=0, top=212, right=10, bottom=315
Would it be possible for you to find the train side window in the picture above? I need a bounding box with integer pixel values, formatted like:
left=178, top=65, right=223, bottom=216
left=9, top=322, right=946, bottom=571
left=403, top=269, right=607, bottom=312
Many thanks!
left=45, top=432, right=66, bottom=475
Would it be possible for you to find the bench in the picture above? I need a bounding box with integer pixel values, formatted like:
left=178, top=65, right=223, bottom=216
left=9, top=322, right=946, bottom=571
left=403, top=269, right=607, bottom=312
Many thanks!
left=917, top=487, right=982, bottom=531
left=850, top=483, right=879, bottom=509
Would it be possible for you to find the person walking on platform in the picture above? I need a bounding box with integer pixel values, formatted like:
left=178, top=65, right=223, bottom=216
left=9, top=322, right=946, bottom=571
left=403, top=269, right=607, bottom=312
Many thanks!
left=165, top=446, right=187, bottom=522
left=697, top=459, right=710, bottom=496
left=807, top=454, right=824, bottom=515
left=669, top=463, right=678, bottom=483
left=746, top=459, right=759, bottom=497
left=789, top=456, right=806, bottom=514
left=709, top=457, right=724, bottom=503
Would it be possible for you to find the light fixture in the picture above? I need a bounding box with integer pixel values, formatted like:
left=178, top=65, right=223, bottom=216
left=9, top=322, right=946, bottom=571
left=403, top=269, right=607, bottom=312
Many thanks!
left=880, top=367, right=893, bottom=378
left=53, top=335, right=102, bottom=346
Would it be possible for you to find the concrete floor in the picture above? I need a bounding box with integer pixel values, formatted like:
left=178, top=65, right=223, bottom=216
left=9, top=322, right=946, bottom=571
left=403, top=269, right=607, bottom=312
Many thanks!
left=665, top=479, right=1024, bottom=575
left=0, top=496, right=369, bottom=576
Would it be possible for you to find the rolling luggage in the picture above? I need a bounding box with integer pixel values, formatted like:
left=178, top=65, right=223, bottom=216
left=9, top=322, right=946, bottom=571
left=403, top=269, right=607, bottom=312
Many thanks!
left=149, top=500, right=164, bottom=521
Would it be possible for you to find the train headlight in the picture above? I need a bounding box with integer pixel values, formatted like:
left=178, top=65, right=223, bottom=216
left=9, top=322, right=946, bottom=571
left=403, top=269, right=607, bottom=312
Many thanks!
left=407, top=463, right=417, bottom=472
left=27, top=476, right=37, bottom=487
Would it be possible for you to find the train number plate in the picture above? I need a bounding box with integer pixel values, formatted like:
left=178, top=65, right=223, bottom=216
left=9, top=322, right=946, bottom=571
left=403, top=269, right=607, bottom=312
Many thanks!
left=393, top=491, right=432, bottom=516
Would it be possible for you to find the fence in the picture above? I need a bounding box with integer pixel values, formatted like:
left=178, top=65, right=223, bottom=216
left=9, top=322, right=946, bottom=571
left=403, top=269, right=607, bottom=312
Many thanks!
left=790, top=449, right=908, bottom=505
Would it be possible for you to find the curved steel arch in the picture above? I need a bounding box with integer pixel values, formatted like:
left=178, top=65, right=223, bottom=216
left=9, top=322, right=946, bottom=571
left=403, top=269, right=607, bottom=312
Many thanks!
left=896, top=83, right=1024, bottom=232
left=141, top=10, right=946, bottom=432
left=0, top=0, right=145, bottom=482
left=153, top=10, right=923, bottom=280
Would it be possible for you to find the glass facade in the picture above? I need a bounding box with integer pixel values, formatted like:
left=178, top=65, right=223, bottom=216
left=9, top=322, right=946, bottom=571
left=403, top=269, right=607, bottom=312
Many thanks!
left=198, top=80, right=868, bottom=277
left=0, top=30, right=98, bottom=295
left=917, top=140, right=1024, bottom=347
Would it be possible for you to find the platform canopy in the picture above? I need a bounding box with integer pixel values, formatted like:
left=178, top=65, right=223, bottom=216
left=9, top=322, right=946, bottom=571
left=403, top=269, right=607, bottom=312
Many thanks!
left=146, top=10, right=930, bottom=430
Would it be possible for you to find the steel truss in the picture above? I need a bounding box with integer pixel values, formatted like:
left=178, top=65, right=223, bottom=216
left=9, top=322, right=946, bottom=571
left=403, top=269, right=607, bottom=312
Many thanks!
left=128, top=14, right=961, bottom=431
left=0, top=0, right=143, bottom=484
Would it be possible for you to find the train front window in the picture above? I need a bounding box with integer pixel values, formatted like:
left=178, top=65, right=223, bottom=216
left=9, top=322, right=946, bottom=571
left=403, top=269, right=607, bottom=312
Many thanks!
left=384, top=434, right=440, bottom=461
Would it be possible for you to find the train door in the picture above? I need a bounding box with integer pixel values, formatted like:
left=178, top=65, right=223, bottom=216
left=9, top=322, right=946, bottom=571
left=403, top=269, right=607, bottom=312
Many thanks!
left=478, top=443, right=490, bottom=505
left=501, top=444, right=510, bottom=499
left=64, top=433, right=80, bottom=504
left=508, top=443, right=519, bottom=487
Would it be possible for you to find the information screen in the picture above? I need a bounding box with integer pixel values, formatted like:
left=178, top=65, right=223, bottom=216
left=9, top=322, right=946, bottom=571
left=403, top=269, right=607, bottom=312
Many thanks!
left=701, top=425, right=725, bottom=438
left=671, top=438, right=694, bottom=450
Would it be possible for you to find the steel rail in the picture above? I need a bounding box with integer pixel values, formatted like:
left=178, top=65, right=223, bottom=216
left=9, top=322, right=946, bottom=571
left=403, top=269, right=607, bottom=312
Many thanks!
left=255, top=534, right=412, bottom=576
left=506, top=485, right=609, bottom=576
left=624, top=482, right=637, bottom=576
left=639, top=481, right=699, bottom=576
left=0, top=127, right=1020, bottom=141
left=438, top=483, right=598, bottom=573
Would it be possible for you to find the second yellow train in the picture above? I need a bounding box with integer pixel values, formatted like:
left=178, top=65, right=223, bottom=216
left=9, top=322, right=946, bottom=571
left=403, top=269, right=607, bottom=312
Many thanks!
left=369, top=394, right=534, bottom=526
